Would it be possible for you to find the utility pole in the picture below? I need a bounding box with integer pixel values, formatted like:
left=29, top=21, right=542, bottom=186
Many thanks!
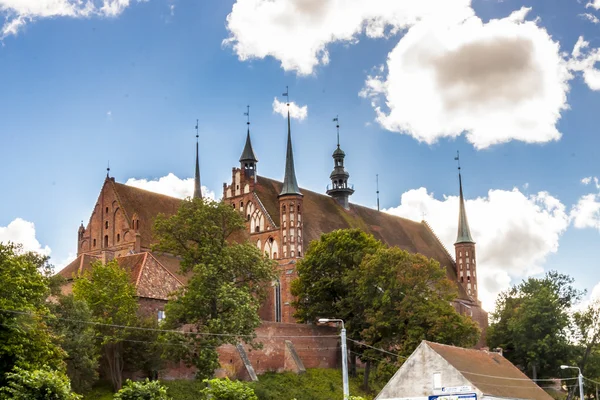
left=319, top=318, right=349, bottom=399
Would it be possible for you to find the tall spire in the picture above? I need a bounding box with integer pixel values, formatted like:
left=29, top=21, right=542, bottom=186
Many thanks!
left=279, top=86, right=302, bottom=197
left=193, top=119, right=202, bottom=199
left=455, top=151, right=474, bottom=244
left=240, top=105, right=258, bottom=164
left=327, top=116, right=353, bottom=209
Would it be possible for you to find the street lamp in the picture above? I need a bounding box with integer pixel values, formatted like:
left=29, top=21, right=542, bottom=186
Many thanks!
left=318, top=318, right=349, bottom=399
left=561, top=365, right=584, bottom=400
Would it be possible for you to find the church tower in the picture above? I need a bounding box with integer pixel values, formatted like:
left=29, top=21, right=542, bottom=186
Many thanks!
left=454, top=155, right=478, bottom=301
left=326, top=117, right=354, bottom=209
left=239, top=107, right=258, bottom=183
left=278, top=92, right=303, bottom=261
left=193, top=120, right=202, bottom=199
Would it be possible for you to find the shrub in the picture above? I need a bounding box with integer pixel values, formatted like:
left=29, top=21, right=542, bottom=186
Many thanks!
left=114, top=379, right=171, bottom=400
left=0, top=367, right=81, bottom=400
left=201, top=378, right=257, bottom=400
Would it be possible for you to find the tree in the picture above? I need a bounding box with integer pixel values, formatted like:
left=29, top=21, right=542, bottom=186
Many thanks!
left=0, top=367, right=81, bottom=400
left=200, top=378, right=258, bottom=400
left=0, top=242, right=65, bottom=386
left=72, top=260, right=138, bottom=391
left=357, top=247, right=479, bottom=385
left=114, top=379, right=171, bottom=400
left=291, top=229, right=383, bottom=377
left=487, top=271, right=583, bottom=379
left=153, top=198, right=275, bottom=379
left=48, top=294, right=100, bottom=393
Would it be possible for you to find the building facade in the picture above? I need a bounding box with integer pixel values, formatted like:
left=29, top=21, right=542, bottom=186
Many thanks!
left=61, top=104, right=488, bottom=375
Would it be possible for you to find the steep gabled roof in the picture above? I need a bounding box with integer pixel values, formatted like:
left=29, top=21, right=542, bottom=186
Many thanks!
left=426, top=341, right=552, bottom=400
left=255, top=176, right=468, bottom=300
left=109, top=181, right=181, bottom=249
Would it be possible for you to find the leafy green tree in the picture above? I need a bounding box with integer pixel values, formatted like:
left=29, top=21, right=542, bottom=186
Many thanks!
left=153, top=198, right=275, bottom=379
left=73, top=260, right=138, bottom=391
left=357, top=247, right=479, bottom=384
left=48, top=294, right=100, bottom=393
left=0, top=367, right=81, bottom=400
left=291, top=229, right=384, bottom=377
left=488, top=271, right=582, bottom=379
left=200, top=378, right=257, bottom=400
left=0, top=242, right=66, bottom=385
left=114, top=379, right=171, bottom=400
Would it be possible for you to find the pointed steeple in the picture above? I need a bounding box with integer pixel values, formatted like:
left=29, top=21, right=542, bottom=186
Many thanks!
left=279, top=109, right=302, bottom=196
left=326, top=116, right=354, bottom=209
left=240, top=106, right=258, bottom=164
left=193, top=119, right=202, bottom=199
left=455, top=158, right=474, bottom=244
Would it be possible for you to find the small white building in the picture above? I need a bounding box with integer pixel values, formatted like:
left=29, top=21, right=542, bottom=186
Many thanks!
left=376, top=341, right=552, bottom=400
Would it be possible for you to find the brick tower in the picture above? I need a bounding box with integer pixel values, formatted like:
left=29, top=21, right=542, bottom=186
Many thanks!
left=454, top=160, right=478, bottom=302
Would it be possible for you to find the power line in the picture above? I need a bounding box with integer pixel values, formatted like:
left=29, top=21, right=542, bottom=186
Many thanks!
left=0, top=308, right=339, bottom=339
left=346, top=338, right=406, bottom=359
left=468, top=380, right=577, bottom=390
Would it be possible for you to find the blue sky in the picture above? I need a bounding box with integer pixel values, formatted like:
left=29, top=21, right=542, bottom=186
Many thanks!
left=2, top=0, right=600, bottom=310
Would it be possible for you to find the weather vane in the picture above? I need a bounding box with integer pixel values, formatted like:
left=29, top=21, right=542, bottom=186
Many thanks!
left=454, top=150, right=461, bottom=171
left=106, top=161, right=110, bottom=178
left=333, top=116, right=340, bottom=147
left=195, top=119, right=199, bottom=141
left=282, top=86, right=289, bottom=106
left=244, top=105, right=250, bottom=126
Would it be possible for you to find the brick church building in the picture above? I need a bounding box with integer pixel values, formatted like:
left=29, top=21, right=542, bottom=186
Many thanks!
left=60, top=105, right=487, bottom=376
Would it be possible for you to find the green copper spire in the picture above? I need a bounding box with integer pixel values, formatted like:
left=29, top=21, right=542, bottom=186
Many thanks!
left=279, top=108, right=302, bottom=197
left=455, top=171, right=474, bottom=244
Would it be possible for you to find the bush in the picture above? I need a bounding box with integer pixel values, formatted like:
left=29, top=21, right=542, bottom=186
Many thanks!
left=0, top=367, right=81, bottom=400
left=201, top=378, right=257, bottom=400
left=114, top=379, right=171, bottom=400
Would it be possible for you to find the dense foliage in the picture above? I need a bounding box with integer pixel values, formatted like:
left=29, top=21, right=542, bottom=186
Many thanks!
left=0, top=367, right=81, bottom=400
left=114, top=379, right=171, bottom=400
left=488, top=271, right=583, bottom=379
left=0, top=242, right=66, bottom=386
left=201, top=378, right=257, bottom=400
left=49, top=294, right=100, bottom=393
left=153, top=198, right=275, bottom=379
left=292, top=230, right=479, bottom=389
left=73, top=260, right=139, bottom=391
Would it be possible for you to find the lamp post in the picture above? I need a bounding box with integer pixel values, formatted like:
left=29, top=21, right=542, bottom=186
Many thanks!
left=318, top=318, right=349, bottom=399
left=561, top=365, right=584, bottom=400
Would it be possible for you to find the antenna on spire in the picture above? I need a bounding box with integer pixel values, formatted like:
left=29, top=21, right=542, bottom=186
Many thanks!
left=106, top=161, right=110, bottom=178
left=376, top=174, right=380, bottom=211
left=333, top=116, right=340, bottom=147
left=282, top=86, right=289, bottom=106
left=195, top=119, right=199, bottom=142
left=454, top=150, right=461, bottom=172
left=244, top=105, right=250, bottom=126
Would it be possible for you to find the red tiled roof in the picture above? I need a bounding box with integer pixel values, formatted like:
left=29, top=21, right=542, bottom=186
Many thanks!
left=426, top=341, right=553, bottom=400
left=255, top=176, right=468, bottom=300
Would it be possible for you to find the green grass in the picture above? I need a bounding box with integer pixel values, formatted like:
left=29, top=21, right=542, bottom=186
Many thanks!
left=82, top=368, right=384, bottom=400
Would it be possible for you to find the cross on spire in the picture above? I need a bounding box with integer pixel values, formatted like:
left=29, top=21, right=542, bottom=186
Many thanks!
left=455, top=150, right=461, bottom=172
left=333, top=116, right=340, bottom=147
left=106, top=161, right=110, bottom=178
left=244, top=105, right=250, bottom=126
left=193, top=119, right=202, bottom=199
left=282, top=86, right=289, bottom=106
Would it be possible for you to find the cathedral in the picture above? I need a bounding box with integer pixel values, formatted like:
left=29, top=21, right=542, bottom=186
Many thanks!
left=60, top=103, right=488, bottom=374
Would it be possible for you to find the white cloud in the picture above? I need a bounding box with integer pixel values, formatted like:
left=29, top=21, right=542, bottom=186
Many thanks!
left=568, top=36, right=600, bottom=91
left=125, top=173, right=216, bottom=200
left=361, top=7, right=572, bottom=149
left=0, top=218, right=51, bottom=256
left=272, top=98, right=308, bottom=121
left=223, top=0, right=472, bottom=75
left=587, top=0, right=600, bottom=10
left=384, top=186, right=569, bottom=311
left=580, top=13, right=600, bottom=24
left=582, top=176, right=593, bottom=185
left=0, top=0, right=143, bottom=39
left=570, top=193, right=600, bottom=230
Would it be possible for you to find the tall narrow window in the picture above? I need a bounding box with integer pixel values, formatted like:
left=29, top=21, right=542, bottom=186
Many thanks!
left=104, top=235, right=108, bottom=247
left=105, top=221, right=109, bottom=229
left=93, top=239, right=96, bottom=247
left=274, top=281, right=282, bottom=322
left=117, top=234, right=120, bottom=243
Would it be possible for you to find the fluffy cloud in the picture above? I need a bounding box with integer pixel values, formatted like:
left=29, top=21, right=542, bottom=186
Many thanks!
left=272, top=98, right=308, bottom=121
left=0, top=218, right=51, bottom=256
left=384, top=186, right=569, bottom=311
left=570, top=193, right=600, bottom=230
left=360, top=7, right=571, bottom=149
left=0, top=0, right=143, bottom=39
left=568, top=36, right=600, bottom=91
left=125, top=173, right=216, bottom=200
left=587, top=0, right=600, bottom=10
left=223, top=0, right=472, bottom=75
